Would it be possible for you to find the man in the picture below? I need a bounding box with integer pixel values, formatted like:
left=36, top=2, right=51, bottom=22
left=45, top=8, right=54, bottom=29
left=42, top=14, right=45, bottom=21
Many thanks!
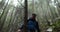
left=27, top=14, right=40, bottom=32
left=19, top=14, right=40, bottom=32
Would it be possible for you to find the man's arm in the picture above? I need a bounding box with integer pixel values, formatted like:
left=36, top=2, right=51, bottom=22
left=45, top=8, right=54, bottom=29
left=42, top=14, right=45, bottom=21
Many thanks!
left=36, top=22, right=40, bottom=32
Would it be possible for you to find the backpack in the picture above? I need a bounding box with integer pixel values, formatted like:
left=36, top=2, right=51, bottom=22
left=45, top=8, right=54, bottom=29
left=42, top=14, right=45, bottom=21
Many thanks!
left=27, top=20, right=37, bottom=30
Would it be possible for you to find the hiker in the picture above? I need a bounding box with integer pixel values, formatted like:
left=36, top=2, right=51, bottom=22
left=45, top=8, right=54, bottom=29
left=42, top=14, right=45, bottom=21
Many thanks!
left=27, top=14, right=40, bottom=32
left=19, top=14, right=40, bottom=32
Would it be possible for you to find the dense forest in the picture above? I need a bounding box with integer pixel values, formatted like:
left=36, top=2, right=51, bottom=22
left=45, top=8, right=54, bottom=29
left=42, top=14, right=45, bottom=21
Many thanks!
left=0, top=0, right=60, bottom=32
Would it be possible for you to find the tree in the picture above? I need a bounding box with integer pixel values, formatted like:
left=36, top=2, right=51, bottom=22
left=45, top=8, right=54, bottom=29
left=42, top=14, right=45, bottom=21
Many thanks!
left=23, top=0, right=28, bottom=32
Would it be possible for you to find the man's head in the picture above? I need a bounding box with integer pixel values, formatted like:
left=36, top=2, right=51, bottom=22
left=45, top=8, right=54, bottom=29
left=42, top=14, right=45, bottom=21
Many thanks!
left=32, top=13, right=36, bottom=19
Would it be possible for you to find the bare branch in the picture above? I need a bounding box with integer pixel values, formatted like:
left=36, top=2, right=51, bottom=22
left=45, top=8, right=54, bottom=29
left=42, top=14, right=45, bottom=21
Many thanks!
left=17, top=0, right=25, bottom=8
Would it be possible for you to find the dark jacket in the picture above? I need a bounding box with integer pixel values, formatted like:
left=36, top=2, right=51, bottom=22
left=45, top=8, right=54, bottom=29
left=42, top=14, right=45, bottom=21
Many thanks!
left=27, top=18, right=40, bottom=32
left=20, top=18, right=40, bottom=32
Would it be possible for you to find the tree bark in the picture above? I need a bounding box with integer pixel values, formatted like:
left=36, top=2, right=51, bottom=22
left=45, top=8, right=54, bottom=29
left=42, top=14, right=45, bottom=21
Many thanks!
left=23, top=0, right=28, bottom=32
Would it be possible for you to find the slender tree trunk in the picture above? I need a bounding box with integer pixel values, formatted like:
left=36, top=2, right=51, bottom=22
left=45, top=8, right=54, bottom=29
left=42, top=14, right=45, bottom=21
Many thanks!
left=23, top=0, right=28, bottom=32
left=32, top=0, right=34, bottom=12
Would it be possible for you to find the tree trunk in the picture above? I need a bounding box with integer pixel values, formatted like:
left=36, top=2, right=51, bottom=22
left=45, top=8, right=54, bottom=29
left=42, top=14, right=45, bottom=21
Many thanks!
left=23, top=0, right=28, bottom=32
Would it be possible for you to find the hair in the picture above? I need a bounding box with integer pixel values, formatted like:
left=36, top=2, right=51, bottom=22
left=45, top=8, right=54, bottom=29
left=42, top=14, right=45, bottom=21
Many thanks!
left=32, top=13, right=36, bottom=16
